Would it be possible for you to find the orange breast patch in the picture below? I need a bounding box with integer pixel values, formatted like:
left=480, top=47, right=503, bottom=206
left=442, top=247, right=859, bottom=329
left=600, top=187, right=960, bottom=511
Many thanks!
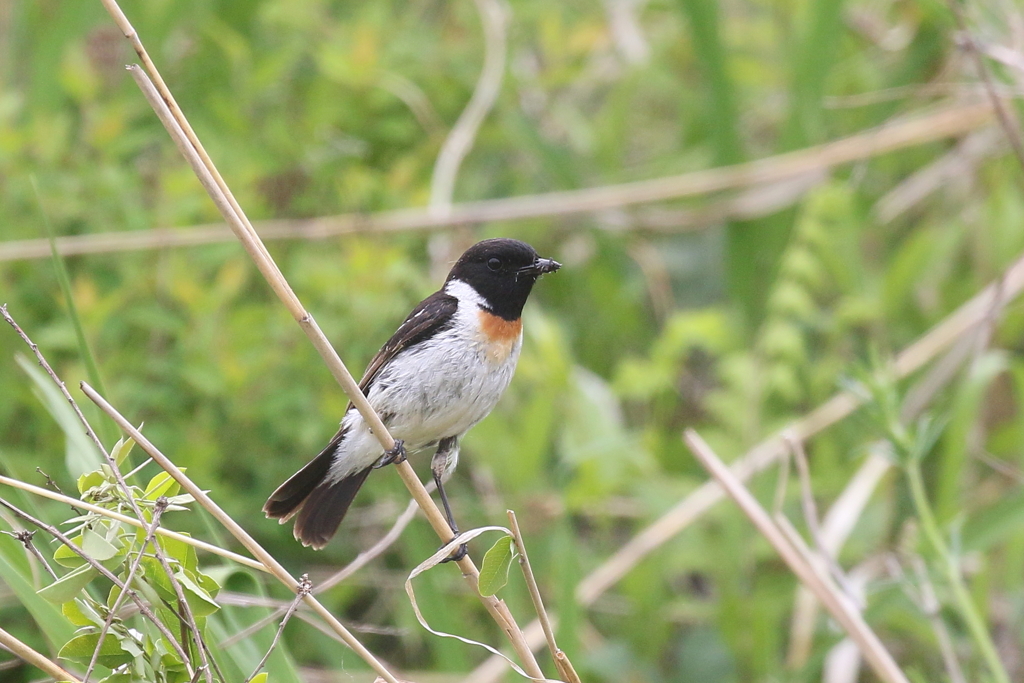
left=477, top=311, right=522, bottom=363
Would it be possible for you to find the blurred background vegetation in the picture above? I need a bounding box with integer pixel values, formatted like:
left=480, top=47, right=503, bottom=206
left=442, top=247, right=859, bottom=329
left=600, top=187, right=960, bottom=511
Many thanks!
left=2, top=0, right=1024, bottom=681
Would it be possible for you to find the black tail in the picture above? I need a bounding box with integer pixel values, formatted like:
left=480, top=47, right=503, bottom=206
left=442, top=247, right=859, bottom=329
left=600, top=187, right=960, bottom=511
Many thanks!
left=263, top=434, right=373, bottom=549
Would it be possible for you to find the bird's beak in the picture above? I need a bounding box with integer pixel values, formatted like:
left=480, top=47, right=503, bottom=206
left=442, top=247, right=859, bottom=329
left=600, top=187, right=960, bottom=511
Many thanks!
left=522, top=257, right=561, bottom=276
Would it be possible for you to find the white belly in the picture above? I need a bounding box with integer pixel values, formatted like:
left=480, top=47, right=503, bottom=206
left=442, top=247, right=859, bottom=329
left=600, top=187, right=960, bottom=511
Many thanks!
left=327, top=299, right=522, bottom=480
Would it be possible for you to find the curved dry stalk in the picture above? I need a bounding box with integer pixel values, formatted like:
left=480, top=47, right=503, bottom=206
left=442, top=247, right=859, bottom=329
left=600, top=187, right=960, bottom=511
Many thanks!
left=0, top=101, right=994, bottom=263
left=0, top=625, right=81, bottom=682
left=429, top=0, right=508, bottom=212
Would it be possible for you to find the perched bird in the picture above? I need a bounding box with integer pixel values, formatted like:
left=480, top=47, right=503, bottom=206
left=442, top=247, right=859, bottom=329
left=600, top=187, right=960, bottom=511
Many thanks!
left=264, top=238, right=560, bottom=556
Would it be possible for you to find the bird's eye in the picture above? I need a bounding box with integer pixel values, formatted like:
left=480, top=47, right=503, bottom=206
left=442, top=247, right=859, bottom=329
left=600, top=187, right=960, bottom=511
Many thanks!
left=487, top=257, right=502, bottom=272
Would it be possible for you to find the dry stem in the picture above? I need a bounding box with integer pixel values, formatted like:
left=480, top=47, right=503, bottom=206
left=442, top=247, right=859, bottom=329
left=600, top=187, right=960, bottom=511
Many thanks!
left=0, top=101, right=994, bottom=263
left=683, top=429, right=910, bottom=683
left=508, top=511, right=580, bottom=683
left=0, top=626, right=80, bottom=682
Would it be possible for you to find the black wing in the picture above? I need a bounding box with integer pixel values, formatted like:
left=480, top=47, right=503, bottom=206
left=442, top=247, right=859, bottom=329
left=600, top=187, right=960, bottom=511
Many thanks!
left=357, top=290, right=459, bottom=397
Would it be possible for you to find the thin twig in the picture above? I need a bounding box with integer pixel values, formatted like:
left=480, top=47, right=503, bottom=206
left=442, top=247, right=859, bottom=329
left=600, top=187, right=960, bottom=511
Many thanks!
left=1, top=304, right=107, bottom=461
left=1, top=529, right=59, bottom=581
left=786, top=451, right=892, bottom=668
left=786, top=436, right=863, bottom=607
left=245, top=574, right=312, bottom=683
left=0, top=101, right=995, bottom=263
left=145, top=509, right=215, bottom=683
left=0, top=496, right=195, bottom=674
left=948, top=0, right=1024, bottom=173
left=683, top=429, right=910, bottom=683
left=0, top=625, right=81, bottom=682
left=508, top=511, right=581, bottom=683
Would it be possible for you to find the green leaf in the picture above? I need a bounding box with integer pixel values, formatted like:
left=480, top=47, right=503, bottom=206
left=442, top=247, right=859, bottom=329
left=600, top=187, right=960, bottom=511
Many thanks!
left=37, top=563, right=98, bottom=603
left=250, top=674, right=269, bottom=683
left=77, top=470, right=106, bottom=495
left=175, top=568, right=221, bottom=617
left=156, top=532, right=199, bottom=572
left=58, top=629, right=134, bottom=668
left=63, top=598, right=103, bottom=627
left=81, top=527, right=119, bottom=562
left=110, top=436, right=136, bottom=468
left=141, top=558, right=221, bottom=617
left=478, top=535, right=517, bottom=597
left=53, top=536, right=87, bottom=569
left=16, top=354, right=103, bottom=478
left=54, top=533, right=125, bottom=572
left=143, top=471, right=182, bottom=501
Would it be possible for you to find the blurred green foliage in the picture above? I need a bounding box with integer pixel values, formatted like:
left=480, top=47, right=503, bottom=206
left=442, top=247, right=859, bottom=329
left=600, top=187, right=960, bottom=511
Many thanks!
left=3, top=0, right=1024, bottom=681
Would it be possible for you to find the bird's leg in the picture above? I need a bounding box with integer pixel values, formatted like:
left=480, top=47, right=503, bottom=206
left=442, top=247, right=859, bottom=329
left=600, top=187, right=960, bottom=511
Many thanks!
left=372, top=439, right=406, bottom=469
left=432, top=437, right=467, bottom=563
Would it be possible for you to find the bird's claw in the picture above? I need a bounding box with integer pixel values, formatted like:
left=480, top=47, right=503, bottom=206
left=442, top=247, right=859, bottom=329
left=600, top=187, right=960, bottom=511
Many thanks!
left=440, top=541, right=469, bottom=563
left=373, top=439, right=406, bottom=468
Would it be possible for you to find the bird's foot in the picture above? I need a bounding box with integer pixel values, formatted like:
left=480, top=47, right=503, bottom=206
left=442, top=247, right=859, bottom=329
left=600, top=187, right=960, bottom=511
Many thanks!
left=440, top=540, right=469, bottom=563
left=373, top=439, right=406, bottom=468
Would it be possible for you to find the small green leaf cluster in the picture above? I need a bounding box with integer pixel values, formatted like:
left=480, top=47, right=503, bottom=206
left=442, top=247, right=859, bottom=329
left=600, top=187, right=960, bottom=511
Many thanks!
left=36, top=438, right=222, bottom=682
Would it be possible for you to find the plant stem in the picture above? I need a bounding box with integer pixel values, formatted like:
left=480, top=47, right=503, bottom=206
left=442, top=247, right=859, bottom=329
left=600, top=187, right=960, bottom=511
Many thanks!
left=905, top=462, right=1010, bottom=683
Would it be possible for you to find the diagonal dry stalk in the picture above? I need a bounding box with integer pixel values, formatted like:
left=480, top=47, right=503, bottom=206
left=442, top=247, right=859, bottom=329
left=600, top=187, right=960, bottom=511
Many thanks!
left=0, top=100, right=994, bottom=263
left=92, top=0, right=547, bottom=675
left=683, top=429, right=910, bottom=683
left=218, top=498, right=420, bottom=650
left=0, top=626, right=80, bottom=682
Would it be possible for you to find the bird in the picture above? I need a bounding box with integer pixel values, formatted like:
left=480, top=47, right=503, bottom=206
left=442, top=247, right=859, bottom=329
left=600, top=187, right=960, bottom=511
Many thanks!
left=264, top=238, right=560, bottom=556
